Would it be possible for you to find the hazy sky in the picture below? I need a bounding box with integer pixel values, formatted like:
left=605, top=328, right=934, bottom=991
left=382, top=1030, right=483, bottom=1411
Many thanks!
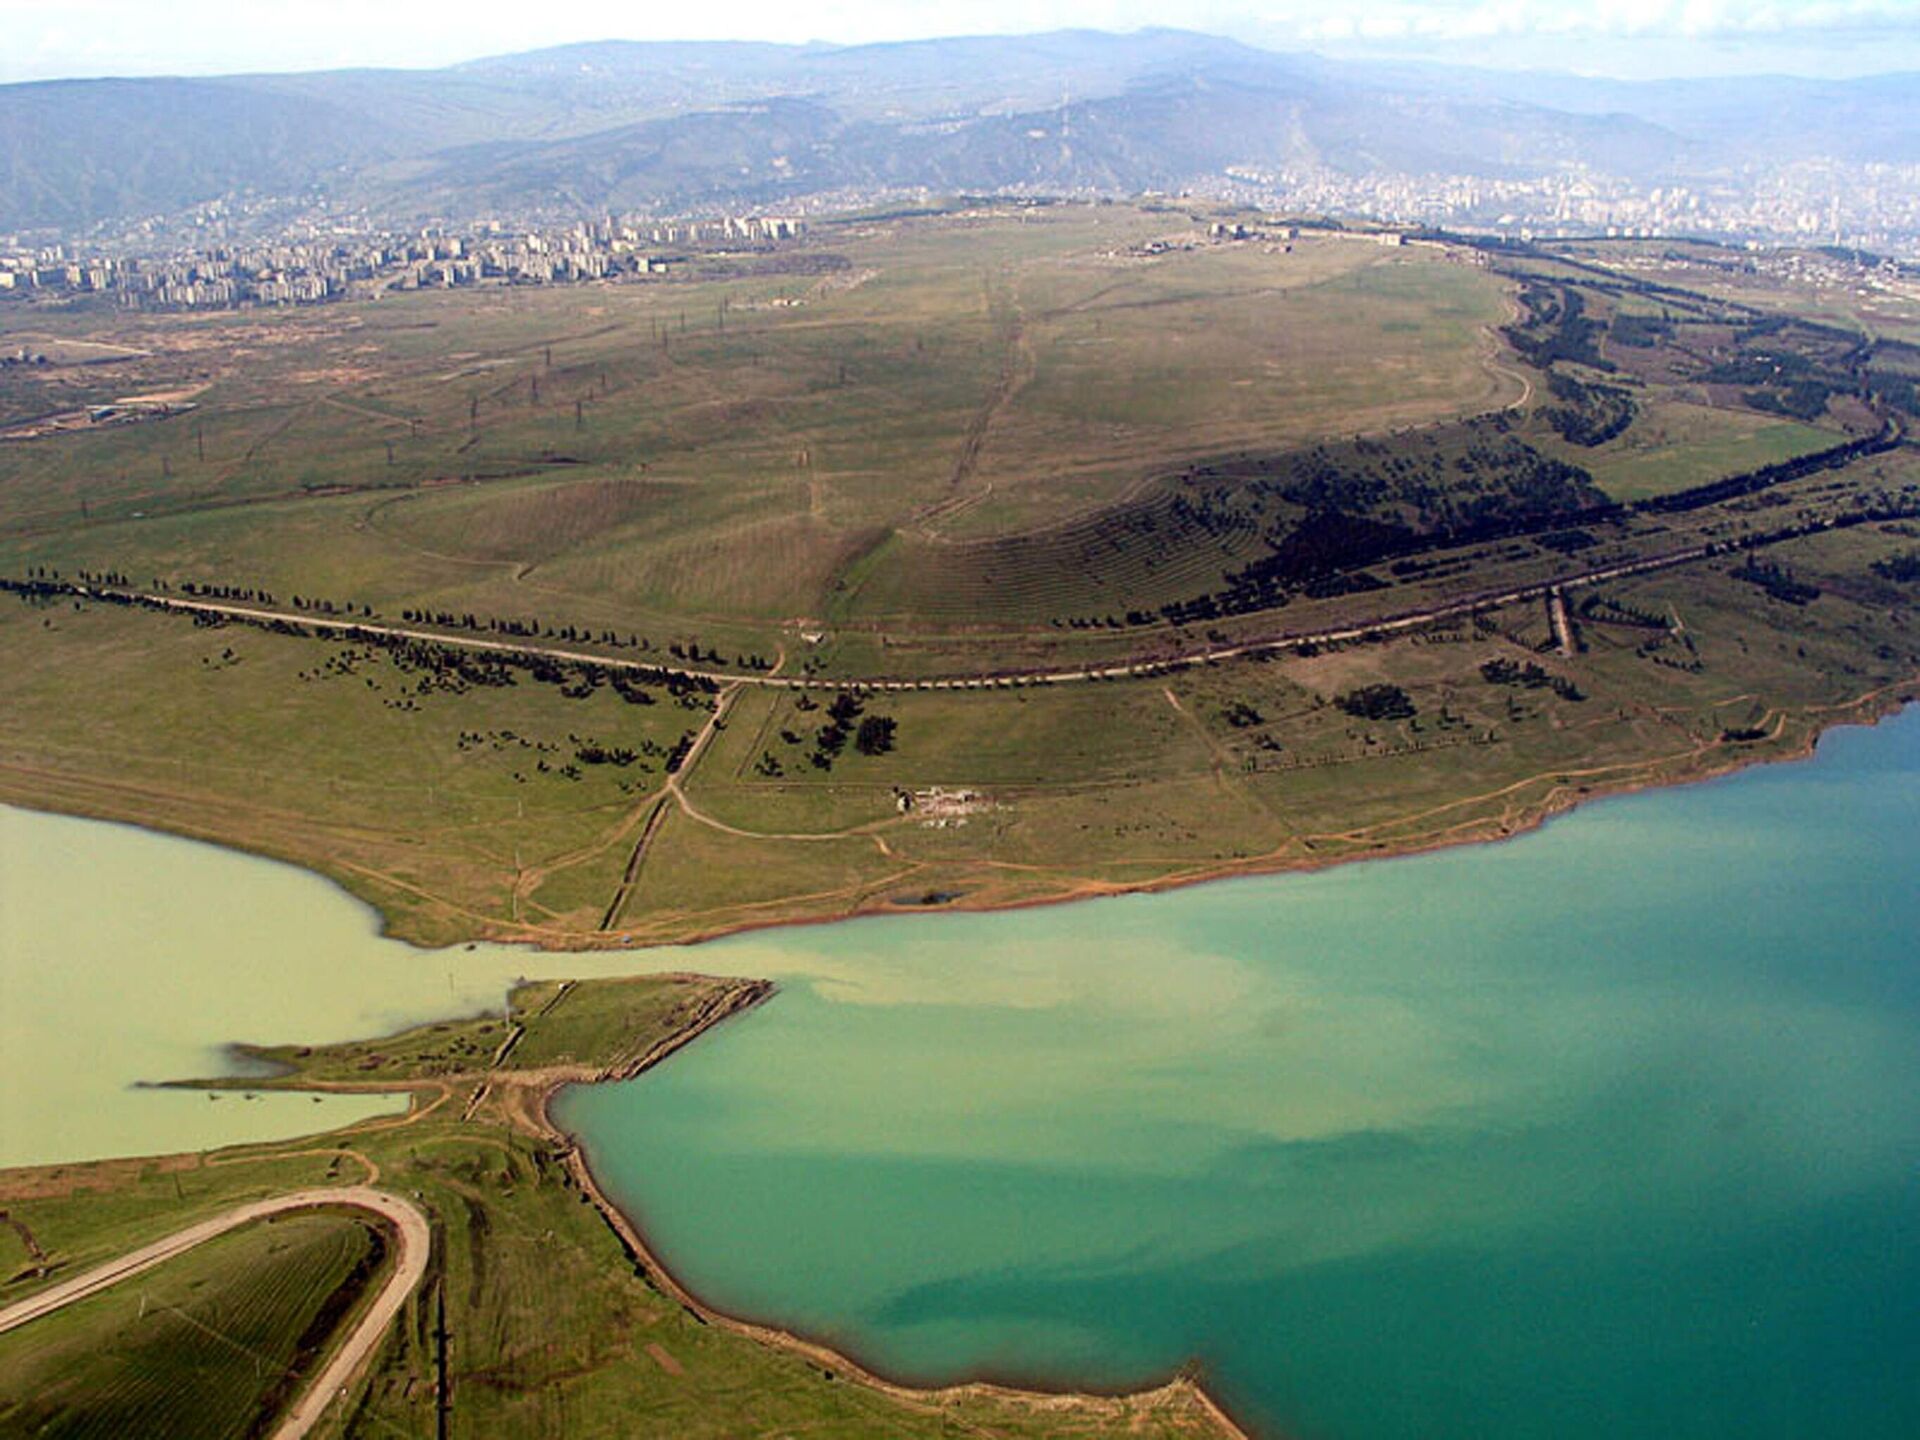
left=3, top=0, right=1917, bottom=83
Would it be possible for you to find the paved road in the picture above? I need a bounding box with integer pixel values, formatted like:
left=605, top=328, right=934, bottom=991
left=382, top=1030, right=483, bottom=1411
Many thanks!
left=83, top=541, right=1712, bottom=693
left=0, top=1185, right=430, bottom=1440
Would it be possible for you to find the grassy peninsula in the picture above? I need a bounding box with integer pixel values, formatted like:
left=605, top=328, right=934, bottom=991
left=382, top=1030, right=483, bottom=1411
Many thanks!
left=0, top=974, right=1241, bottom=1438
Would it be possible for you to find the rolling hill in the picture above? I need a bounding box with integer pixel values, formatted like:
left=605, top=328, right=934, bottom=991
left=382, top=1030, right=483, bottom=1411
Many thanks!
left=0, top=29, right=1912, bottom=231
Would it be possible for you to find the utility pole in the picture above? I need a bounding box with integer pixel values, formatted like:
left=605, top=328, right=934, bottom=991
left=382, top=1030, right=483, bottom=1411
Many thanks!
left=434, top=1283, right=452, bottom=1440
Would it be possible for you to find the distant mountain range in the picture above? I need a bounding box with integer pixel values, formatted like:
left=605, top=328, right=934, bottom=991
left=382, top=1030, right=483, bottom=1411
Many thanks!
left=0, top=29, right=1913, bottom=232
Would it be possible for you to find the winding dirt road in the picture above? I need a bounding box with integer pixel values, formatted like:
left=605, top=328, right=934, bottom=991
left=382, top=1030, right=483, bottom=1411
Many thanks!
left=0, top=1185, right=429, bottom=1440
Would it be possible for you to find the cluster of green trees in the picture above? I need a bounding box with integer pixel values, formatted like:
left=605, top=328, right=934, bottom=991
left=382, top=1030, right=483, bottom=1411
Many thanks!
left=856, top=715, right=898, bottom=754
left=1502, top=285, right=1612, bottom=371
left=1745, top=382, right=1840, bottom=422
left=663, top=730, right=697, bottom=773
left=776, top=691, right=899, bottom=772
left=1868, top=369, right=1920, bottom=418
left=1335, top=683, right=1417, bottom=721
left=1608, top=312, right=1674, bottom=348
left=1871, top=549, right=1920, bottom=583
left=1059, top=406, right=1621, bottom=632
left=1481, top=658, right=1584, bottom=701
left=1703, top=348, right=1847, bottom=422
left=573, top=742, right=640, bottom=767
left=1542, top=371, right=1636, bottom=447
left=1731, top=559, right=1821, bottom=606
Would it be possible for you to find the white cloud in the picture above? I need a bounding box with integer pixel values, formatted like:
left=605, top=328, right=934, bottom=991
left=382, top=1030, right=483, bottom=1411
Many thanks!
left=1291, top=0, right=1919, bottom=43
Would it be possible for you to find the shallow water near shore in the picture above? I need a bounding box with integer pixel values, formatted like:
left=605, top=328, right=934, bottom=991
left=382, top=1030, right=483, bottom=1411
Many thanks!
left=0, top=807, right=657, bottom=1167
left=3, top=710, right=1917, bottom=1438
left=558, top=706, right=1920, bottom=1440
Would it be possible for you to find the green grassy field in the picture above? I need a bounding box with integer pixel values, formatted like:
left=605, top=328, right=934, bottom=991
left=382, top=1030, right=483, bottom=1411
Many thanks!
left=228, top=974, right=746, bottom=1082
left=1560, top=399, right=1843, bottom=502
left=3, top=451, right=1917, bottom=947
left=0, top=210, right=1513, bottom=651
left=0, top=1211, right=388, bottom=1439
left=7, top=464, right=1912, bottom=960
left=1, top=209, right=1917, bottom=948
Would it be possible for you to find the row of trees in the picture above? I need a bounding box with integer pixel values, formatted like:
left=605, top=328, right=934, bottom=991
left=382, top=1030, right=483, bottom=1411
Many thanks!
left=1481, top=658, right=1585, bottom=701
left=15, top=565, right=785, bottom=678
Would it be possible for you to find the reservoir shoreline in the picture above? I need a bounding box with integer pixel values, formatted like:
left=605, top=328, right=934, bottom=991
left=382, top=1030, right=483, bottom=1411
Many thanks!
left=536, top=689, right=1920, bottom=1439
left=536, top=1040, right=1257, bottom=1440
left=4, top=688, right=1917, bottom=1438
left=0, top=974, right=1252, bottom=1439
left=5, top=671, right=1913, bottom=959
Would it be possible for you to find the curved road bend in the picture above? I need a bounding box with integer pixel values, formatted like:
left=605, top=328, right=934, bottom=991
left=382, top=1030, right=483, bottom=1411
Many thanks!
left=0, top=1185, right=429, bottom=1440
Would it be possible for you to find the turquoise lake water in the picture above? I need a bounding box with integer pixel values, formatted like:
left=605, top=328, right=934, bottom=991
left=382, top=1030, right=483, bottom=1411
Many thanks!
left=2, top=712, right=1915, bottom=1437
left=557, top=707, right=1920, bottom=1440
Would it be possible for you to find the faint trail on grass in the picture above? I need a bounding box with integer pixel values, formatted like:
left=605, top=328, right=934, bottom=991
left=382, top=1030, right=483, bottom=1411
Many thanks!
left=912, top=271, right=1033, bottom=538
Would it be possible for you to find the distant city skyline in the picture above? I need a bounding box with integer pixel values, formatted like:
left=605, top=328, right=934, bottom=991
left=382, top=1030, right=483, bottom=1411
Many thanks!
left=3, top=0, right=1919, bottom=84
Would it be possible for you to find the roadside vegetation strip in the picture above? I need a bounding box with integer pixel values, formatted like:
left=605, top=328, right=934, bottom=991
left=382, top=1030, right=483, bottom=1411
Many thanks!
left=43, top=541, right=1721, bottom=694
left=104, top=470, right=1918, bottom=692
left=0, top=1185, right=430, bottom=1440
